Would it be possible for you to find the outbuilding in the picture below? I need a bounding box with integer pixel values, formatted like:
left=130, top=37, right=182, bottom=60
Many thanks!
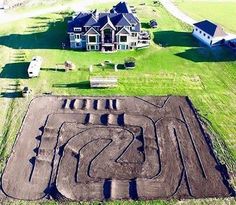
left=192, top=20, right=227, bottom=46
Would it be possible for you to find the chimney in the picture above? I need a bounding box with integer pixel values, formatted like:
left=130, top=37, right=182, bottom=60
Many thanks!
left=93, top=9, right=99, bottom=20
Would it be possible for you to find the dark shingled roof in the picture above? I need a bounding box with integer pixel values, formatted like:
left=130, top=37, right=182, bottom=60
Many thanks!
left=193, top=20, right=227, bottom=37
left=68, top=2, right=140, bottom=33
left=84, top=15, right=97, bottom=27
left=110, top=1, right=131, bottom=13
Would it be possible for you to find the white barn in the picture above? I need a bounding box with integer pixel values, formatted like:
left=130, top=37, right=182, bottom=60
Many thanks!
left=192, top=20, right=227, bottom=46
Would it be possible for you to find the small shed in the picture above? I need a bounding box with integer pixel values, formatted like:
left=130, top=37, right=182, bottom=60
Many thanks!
left=90, top=77, right=118, bottom=88
left=28, top=56, right=42, bottom=77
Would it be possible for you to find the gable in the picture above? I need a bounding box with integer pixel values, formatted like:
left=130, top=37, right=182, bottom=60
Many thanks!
left=116, top=27, right=130, bottom=35
left=101, top=22, right=116, bottom=31
left=84, top=27, right=100, bottom=35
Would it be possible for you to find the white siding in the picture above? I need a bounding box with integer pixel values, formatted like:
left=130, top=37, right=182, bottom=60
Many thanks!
left=192, top=26, right=212, bottom=46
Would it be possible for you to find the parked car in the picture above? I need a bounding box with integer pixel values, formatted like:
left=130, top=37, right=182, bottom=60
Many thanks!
left=150, top=19, right=158, bottom=28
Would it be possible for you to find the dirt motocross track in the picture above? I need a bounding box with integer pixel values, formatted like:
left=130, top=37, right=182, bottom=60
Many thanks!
left=1, top=96, right=234, bottom=201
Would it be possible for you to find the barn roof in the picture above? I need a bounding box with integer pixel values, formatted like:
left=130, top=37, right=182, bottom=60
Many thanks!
left=193, top=20, right=227, bottom=37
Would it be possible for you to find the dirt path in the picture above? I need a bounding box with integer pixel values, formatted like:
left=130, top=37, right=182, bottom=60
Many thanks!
left=0, top=0, right=114, bottom=24
left=159, top=0, right=196, bottom=26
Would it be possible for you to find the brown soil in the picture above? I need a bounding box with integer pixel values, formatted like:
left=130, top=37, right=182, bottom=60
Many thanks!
left=1, top=96, right=234, bottom=201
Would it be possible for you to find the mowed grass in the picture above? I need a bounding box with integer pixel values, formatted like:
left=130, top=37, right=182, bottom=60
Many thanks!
left=0, top=0, right=236, bottom=204
left=173, top=0, right=236, bottom=33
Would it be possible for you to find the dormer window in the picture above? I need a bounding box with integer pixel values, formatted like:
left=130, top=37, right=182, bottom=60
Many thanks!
left=74, top=27, right=82, bottom=32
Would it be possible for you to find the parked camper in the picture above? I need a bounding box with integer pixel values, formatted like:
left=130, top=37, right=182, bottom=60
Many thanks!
left=28, top=56, right=42, bottom=78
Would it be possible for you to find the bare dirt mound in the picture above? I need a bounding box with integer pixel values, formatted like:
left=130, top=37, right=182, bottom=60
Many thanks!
left=1, top=96, right=234, bottom=201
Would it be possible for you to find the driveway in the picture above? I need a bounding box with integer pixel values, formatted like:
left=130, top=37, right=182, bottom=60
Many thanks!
left=0, top=0, right=114, bottom=24
left=159, top=0, right=196, bottom=26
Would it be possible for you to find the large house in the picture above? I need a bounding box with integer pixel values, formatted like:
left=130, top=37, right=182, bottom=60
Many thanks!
left=67, top=2, right=150, bottom=51
left=192, top=20, right=227, bottom=46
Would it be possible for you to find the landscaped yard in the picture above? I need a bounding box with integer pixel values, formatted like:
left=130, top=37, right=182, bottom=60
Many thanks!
left=0, top=0, right=235, bottom=204
left=172, top=0, right=236, bottom=33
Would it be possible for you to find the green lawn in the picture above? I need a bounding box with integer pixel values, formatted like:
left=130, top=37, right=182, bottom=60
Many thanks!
left=0, top=0, right=236, bottom=204
left=172, top=0, right=236, bottom=33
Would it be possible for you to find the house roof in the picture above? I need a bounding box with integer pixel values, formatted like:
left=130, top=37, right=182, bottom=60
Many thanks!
left=84, top=14, right=97, bottom=27
left=68, top=2, right=140, bottom=33
left=113, top=14, right=132, bottom=26
left=193, top=20, right=227, bottom=37
left=110, top=1, right=132, bottom=13
left=68, top=13, right=95, bottom=32
left=100, top=15, right=116, bottom=30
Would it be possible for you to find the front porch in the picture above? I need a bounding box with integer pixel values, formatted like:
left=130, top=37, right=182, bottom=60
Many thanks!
left=101, top=44, right=116, bottom=52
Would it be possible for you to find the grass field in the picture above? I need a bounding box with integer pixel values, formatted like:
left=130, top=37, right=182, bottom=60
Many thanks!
left=0, top=0, right=235, bottom=204
left=173, top=0, right=236, bottom=33
left=5, top=0, right=80, bottom=15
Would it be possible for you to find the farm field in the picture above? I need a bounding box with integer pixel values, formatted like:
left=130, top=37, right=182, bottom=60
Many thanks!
left=172, top=0, right=236, bottom=33
left=0, top=0, right=236, bottom=204
left=4, top=0, right=80, bottom=14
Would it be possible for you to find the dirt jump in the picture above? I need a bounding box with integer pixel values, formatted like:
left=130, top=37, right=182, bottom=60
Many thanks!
left=1, top=96, right=234, bottom=201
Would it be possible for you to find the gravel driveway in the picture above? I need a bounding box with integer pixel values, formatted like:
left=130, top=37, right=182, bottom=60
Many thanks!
left=159, top=0, right=196, bottom=25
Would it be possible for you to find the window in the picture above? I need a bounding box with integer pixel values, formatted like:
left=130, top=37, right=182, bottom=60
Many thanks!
left=120, top=45, right=126, bottom=50
left=89, top=45, right=99, bottom=50
left=76, top=43, right=81, bottom=47
left=195, top=28, right=198, bottom=31
left=89, top=36, right=96, bottom=43
left=120, top=35, right=127, bottom=42
left=131, top=42, right=136, bottom=46
left=132, top=33, right=137, bottom=37
left=199, top=31, right=202, bottom=34
left=70, top=34, right=75, bottom=40
left=203, top=33, right=206, bottom=36
left=74, top=27, right=82, bottom=32
left=75, top=34, right=81, bottom=39
left=208, top=36, right=210, bottom=39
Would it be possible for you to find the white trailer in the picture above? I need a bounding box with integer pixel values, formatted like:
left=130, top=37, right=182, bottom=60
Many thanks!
left=28, top=56, right=42, bottom=78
